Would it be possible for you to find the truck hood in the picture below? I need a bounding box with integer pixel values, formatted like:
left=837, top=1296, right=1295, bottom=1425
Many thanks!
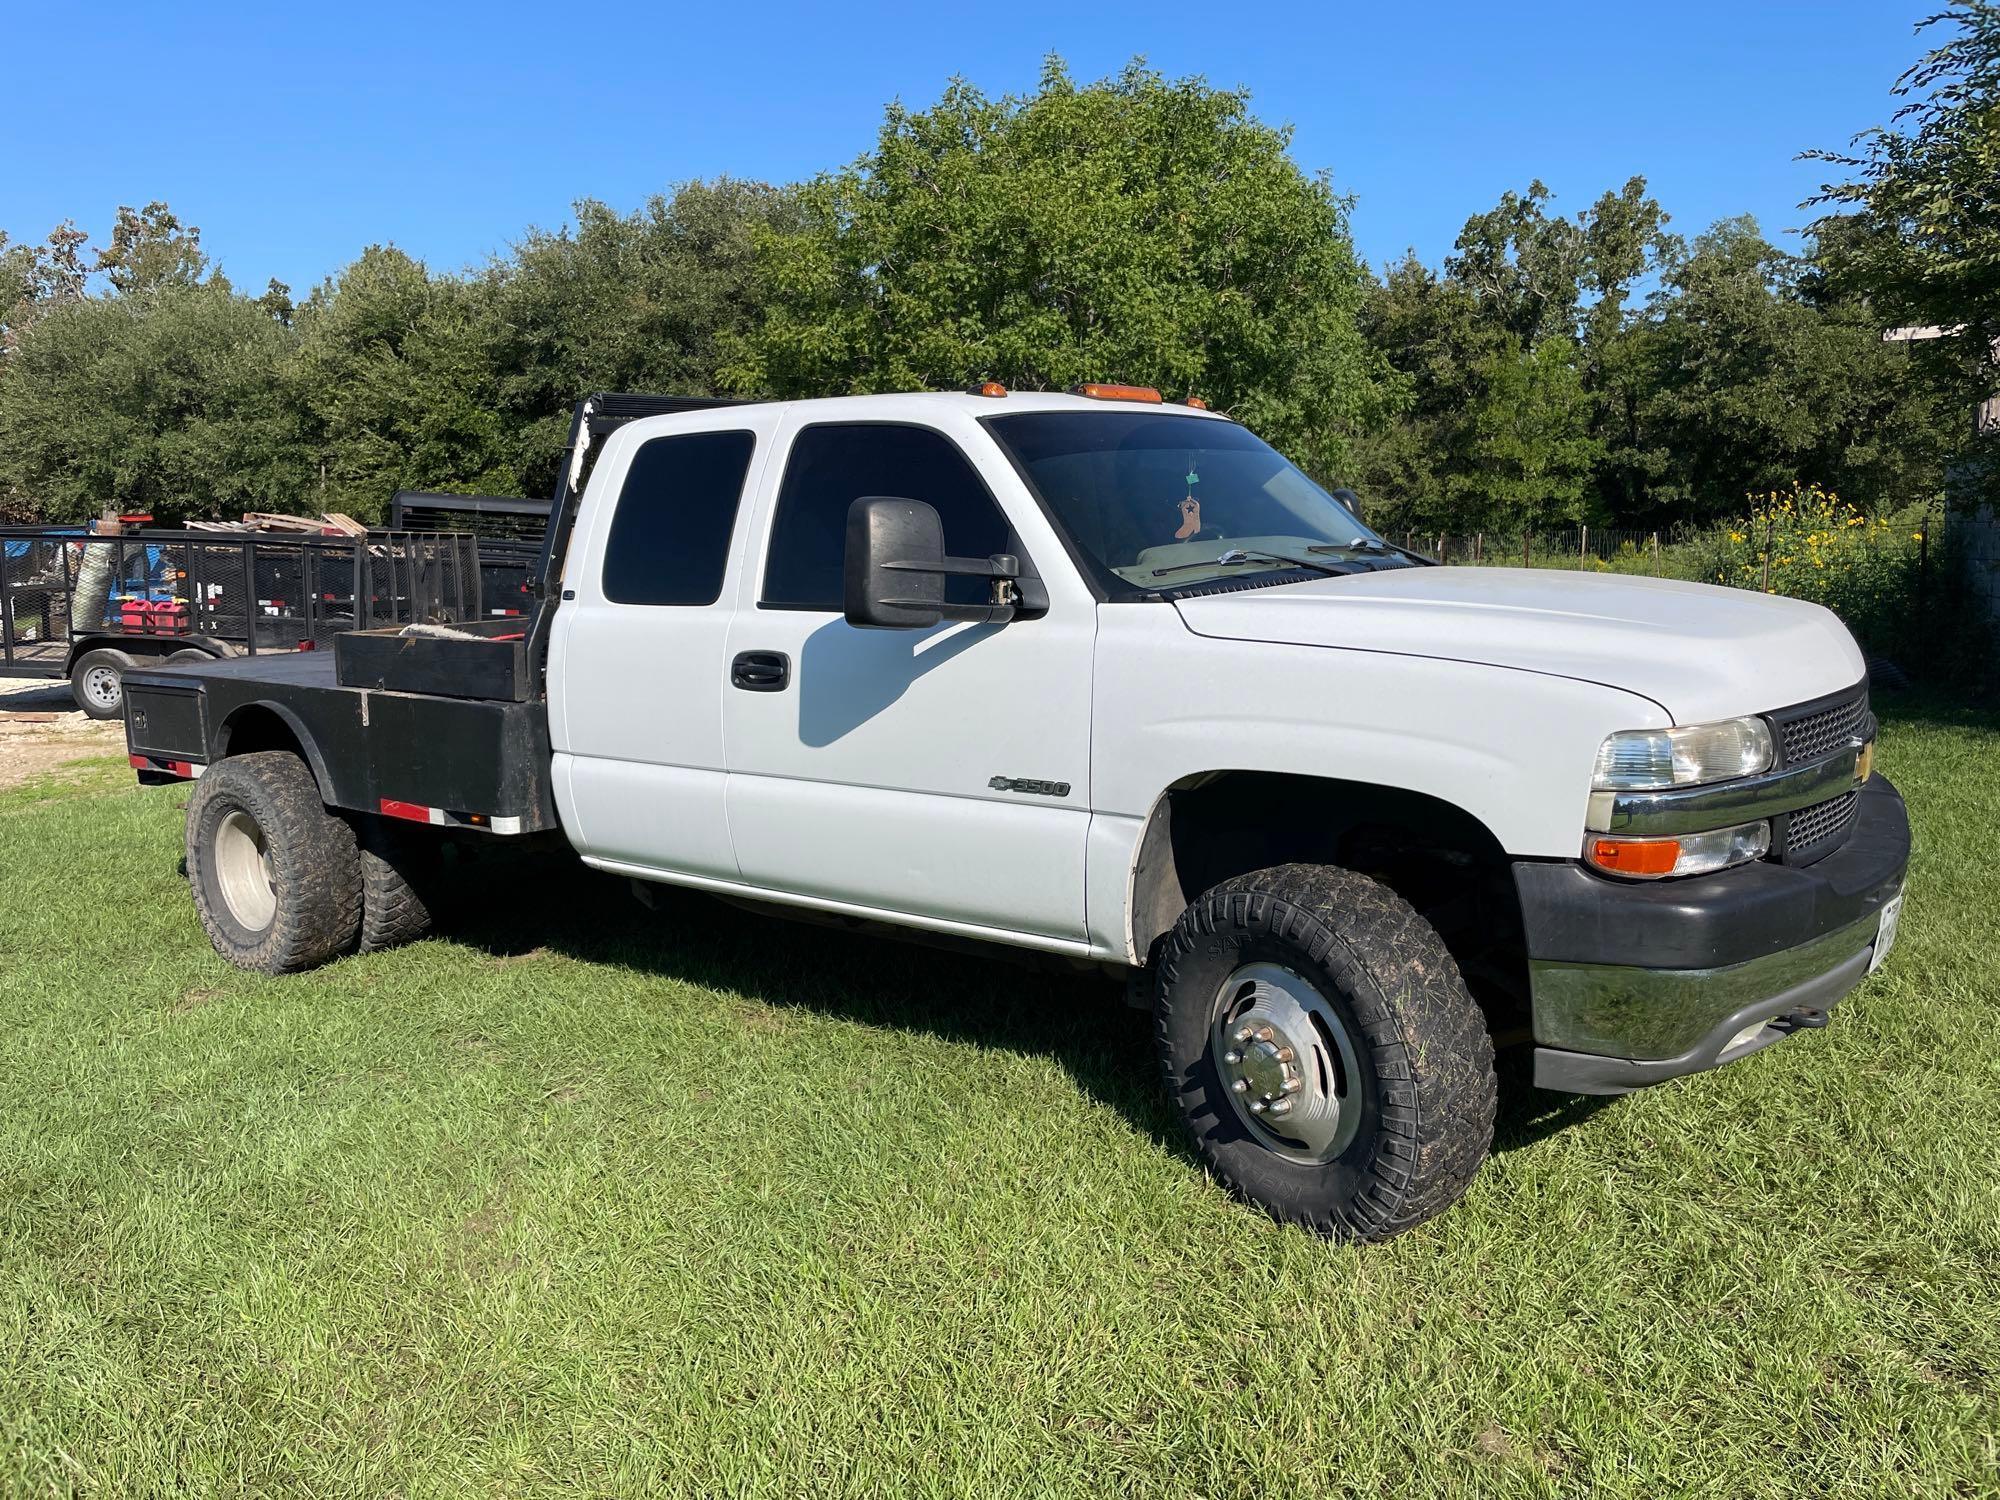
left=1171, top=566, right=1865, bottom=724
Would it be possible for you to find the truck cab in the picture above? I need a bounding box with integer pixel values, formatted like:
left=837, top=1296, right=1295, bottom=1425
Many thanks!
left=125, top=386, right=1912, bottom=1241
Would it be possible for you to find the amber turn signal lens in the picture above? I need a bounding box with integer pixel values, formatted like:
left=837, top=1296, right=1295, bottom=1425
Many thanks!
left=1070, top=383, right=1164, bottom=403
left=1855, top=739, right=1875, bottom=783
left=1588, top=837, right=1682, bottom=877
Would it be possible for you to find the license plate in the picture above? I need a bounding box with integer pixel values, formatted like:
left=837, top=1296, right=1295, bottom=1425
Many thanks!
left=1870, top=889, right=1906, bottom=973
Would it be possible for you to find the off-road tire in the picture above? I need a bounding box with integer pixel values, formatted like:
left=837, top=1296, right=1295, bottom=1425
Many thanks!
left=185, top=752, right=362, bottom=973
left=1153, top=863, right=1497, bottom=1241
left=354, top=816, right=439, bottom=953
left=70, top=648, right=135, bottom=720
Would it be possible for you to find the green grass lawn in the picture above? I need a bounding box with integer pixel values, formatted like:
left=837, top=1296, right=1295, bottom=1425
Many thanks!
left=2, top=698, right=1997, bottom=1498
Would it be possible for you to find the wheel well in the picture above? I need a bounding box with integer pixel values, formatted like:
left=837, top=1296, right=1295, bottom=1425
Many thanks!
left=217, top=705, right=332, bottom=802
left=1130, top=772, right=1530, bottom=1033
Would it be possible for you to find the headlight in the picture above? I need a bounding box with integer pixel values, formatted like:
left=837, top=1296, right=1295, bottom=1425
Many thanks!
left=1592, top=717, right=1774, bottom=791
left=1587, top=820, right=1771, bottom=880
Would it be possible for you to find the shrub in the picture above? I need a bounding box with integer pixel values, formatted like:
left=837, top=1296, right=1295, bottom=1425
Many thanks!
left=1684, top=484, right=1979, bottom=679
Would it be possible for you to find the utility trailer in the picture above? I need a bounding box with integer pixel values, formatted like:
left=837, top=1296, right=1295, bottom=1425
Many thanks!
left=1, top=526, right=482, bottom=717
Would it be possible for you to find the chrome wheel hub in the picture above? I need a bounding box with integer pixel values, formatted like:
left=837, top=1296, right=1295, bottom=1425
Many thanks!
left=1212, top=962, right=1363, bottom=1164
left=82, top=665, right=120, bottom=709
left=214, top=809, right=277, bottom=933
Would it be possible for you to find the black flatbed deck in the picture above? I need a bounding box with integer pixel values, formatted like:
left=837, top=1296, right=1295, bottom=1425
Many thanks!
left=123, top=649, right=557, bottom=834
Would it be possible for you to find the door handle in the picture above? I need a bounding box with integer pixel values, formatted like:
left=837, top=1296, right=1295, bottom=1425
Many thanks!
left=731, top=650, right=791, bottom=692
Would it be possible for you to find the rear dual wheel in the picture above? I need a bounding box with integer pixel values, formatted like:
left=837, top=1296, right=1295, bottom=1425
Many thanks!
left=185, top=753, right=437, bottom=972
left=1152, top=863, right=1497, bottom=1241
left=186, top=753, right=362, bottom=973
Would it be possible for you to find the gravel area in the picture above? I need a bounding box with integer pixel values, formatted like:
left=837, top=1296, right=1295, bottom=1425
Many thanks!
left=0, top=676, right=126, bottom=791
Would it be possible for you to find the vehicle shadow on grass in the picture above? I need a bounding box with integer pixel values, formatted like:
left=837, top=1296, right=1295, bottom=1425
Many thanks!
left=438, top=848, right=1614, bottom=1166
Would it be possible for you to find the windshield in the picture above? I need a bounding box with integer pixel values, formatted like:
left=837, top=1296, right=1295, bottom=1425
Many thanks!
left=984, top=410, right=1415, bottom=597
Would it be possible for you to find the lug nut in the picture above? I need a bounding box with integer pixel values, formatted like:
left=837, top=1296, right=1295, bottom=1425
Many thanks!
left=1268, top=1099, right=1293, bottom=1117
left=1275, top=1046, right=1294, bottom=1063
left=1223, top=1050, right=1243, bottom=1065
left=1232, top=1079, right=1248, bottom=1094
left=1234, top=1026, right=1254, bottom=1044
left=1255, top=1026, right=1275, bottom=1042
left=1249, top=1100, right=1267, bottom=1114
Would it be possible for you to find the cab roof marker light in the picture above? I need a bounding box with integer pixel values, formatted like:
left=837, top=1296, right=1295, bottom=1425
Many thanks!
left=969, top=381, right=1009, bottom=398
left=1070, top=383, right=1164, bottom=403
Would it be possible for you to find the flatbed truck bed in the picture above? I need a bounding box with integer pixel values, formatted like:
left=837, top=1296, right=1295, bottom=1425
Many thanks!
left=125, top=644, right=557, bottom=835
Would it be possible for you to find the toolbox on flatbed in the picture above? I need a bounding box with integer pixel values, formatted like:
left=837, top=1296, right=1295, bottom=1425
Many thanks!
left=334, top=619, right=534, bottom=702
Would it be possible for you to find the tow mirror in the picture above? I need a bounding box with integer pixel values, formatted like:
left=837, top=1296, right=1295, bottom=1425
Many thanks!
left=843, top=496, right=1021, bottom=630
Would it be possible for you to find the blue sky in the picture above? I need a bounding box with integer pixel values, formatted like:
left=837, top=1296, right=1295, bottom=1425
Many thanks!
left=5, top=1, right=1933, bottom=293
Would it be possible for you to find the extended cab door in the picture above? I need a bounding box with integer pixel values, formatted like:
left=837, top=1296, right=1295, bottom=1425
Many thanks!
left=550, top=411, right=776, bottom=878
left=719, top=411, right=1095, bottom=944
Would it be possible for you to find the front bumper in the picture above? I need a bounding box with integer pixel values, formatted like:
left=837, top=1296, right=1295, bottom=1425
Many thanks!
left=1517, top=774, right=1910, bottom=1095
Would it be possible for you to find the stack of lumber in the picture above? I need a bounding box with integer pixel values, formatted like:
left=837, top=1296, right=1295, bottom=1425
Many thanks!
left=180, top=512, right=371, bottom=537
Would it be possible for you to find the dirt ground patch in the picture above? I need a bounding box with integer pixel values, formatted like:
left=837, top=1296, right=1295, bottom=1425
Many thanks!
left=0, top=679, right=126, bottom=791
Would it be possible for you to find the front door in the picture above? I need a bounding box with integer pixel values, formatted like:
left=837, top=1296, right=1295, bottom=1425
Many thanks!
left=720, top=416, right=1093, bottom=943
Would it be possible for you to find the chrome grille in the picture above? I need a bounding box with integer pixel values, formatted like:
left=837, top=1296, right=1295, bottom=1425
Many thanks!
left=1782, top=791, right=1859, bottom=865
left=1774, top=691, right=1867, bottom=767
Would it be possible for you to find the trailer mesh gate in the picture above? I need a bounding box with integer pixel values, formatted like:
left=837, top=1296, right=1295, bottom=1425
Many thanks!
left=1, top=530, right=482, bottom=675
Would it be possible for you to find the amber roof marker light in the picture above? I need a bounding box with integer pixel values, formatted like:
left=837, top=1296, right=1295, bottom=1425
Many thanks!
left=1069, top=383, right=1164, bottom=403
left=1185, top=395, right=1209, bottom=409
left=969, top=381, right=1009, bottom=398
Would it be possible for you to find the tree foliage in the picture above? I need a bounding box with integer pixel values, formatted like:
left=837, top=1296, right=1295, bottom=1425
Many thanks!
left=0, top=281, right=305, bottom=522
left=1808, top=2, right=2000, bottom=332
left=0, top=54, right=1970, bottom=532
left=726, top=61, right=1393, bottom=477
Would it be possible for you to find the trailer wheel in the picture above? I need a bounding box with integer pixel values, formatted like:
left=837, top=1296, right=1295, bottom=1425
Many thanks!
left=70, top=648, right=135, bottom=719
left=355, top=817, right=439, bottom=952
left=1152, top=863, right=1497, bottom=1242
left=185, top=752, right=362, bottom=973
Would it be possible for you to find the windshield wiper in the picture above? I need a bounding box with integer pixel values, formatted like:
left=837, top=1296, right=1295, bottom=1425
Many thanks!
left=1151, top=548, right=1346, bottom=579
left=1306, top=537, right=1430, bottom=565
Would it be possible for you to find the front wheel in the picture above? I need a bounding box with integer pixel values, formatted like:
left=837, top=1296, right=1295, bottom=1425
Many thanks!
left=185, top=752, right=362, bottom=973
left=1153, top=863, right=1497, bottom=1241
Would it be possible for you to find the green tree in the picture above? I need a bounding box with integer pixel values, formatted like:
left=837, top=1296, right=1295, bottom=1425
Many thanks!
left=1457, top=336, right=1601, bottom=529
left=478, top=178, right=797, bottom=493
left=0, top=222, right=89, bottom=351
left=1354, top=179, right=1679, bottom=529
left=1635, top=218, right=1956, bottom=522
left=288, top=246, right=512, bottom=520
left=0, top=278, right=307, bottom=522
left=728, top=60, right=1393, bottom=477
left=92, top=202, right=209, bottom=296
left=1808, top=3, right=2000, bottom=334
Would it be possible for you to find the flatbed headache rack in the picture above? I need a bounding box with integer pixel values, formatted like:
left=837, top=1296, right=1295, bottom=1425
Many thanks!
left=391, top=494, right=552, bottom=622
left=0, top=527, right=483, bottom=678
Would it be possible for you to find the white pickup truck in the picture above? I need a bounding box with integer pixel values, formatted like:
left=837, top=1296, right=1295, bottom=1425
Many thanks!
left=122, top=386, right=1911, bottom=1240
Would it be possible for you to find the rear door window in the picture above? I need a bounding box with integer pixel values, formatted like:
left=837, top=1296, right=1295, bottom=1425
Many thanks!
left=600, top=430, right=756, bottom=606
